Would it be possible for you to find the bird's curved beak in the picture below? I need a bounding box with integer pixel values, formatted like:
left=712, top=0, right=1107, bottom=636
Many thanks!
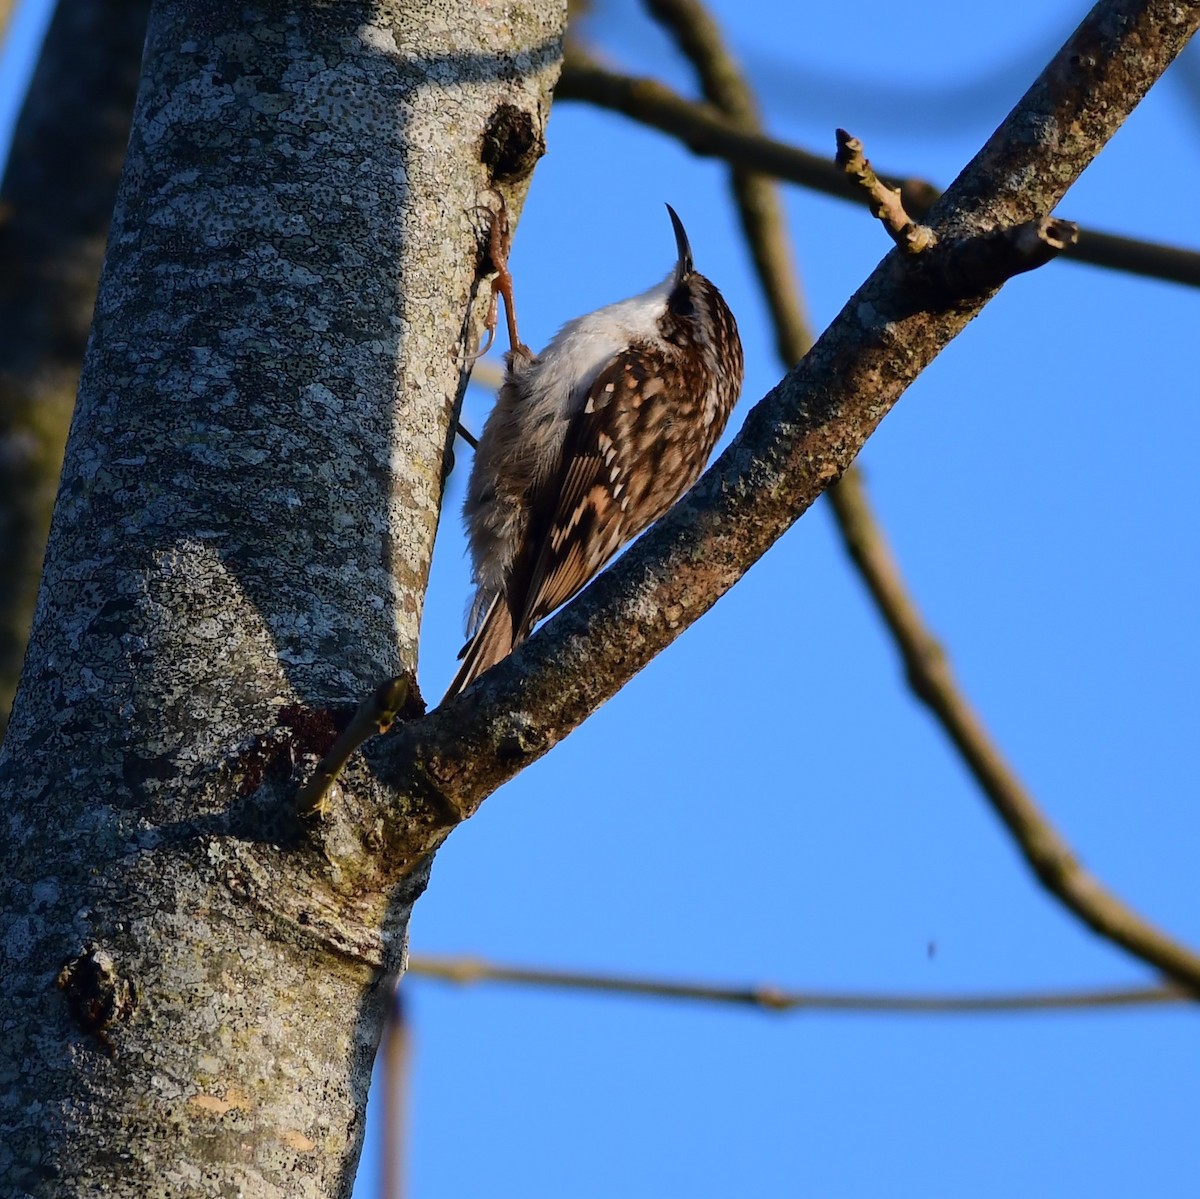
left=666, top=203, right=694, bottom=284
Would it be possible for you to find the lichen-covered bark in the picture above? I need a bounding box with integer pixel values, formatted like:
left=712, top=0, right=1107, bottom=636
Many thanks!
left=0, top=1, right=563, bottom=1195
left=0, top=0, right=152, bottom=740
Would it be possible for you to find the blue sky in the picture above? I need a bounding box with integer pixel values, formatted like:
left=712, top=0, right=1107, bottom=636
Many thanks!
left=4, top=1, right=1199, bottom=1196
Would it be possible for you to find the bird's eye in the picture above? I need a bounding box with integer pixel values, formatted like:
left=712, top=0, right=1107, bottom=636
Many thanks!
left=669, top=287, right=695, bottom=318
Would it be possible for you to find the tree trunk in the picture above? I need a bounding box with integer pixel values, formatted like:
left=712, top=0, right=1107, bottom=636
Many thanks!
left=0, top=1, right=563, bottom=1195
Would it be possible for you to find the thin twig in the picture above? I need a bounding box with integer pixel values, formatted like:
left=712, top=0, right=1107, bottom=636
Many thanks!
left=830, top=469, right=1200, bottom=992
left=381, top=987, right=410, bottom=1199
left=556, top=50, right=1200, bottom=291
left=835, top=128, right=937, bottom=252
left=937, top=213, right=1081, bottom=292
left=407, top=954, right=1190, bottom=1015
left=295, top=675, right=413, bottom=818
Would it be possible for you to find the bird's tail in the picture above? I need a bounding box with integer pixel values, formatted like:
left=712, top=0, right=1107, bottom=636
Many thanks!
left=442, top=593, right=515, bottom=702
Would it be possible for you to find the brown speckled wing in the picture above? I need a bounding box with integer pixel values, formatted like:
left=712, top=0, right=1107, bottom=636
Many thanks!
left=512, top=344, right=713, bottom=641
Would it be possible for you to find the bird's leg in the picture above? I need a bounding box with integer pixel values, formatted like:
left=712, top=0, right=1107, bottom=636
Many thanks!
left=483, top=198, right=524, bottom=356
left=464, top=198, right=524, bottom=362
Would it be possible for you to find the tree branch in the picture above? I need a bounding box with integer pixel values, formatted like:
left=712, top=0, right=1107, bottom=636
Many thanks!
left=828, top=468, right=1200, bottom=994
left=406, top=954, right=1190, bottom=1014
left=555, top=49, right=1200, bottom=291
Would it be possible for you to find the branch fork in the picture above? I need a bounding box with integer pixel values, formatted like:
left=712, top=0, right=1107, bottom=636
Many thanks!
left=838, top=128, right=1080, bottom=296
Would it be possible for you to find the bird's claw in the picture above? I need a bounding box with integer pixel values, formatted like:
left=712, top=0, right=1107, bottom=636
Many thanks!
left=471, top=193, right=523, bottom=357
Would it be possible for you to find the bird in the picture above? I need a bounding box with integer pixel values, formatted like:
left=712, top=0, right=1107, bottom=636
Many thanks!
left=444, top=203, right=744, bottom=701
